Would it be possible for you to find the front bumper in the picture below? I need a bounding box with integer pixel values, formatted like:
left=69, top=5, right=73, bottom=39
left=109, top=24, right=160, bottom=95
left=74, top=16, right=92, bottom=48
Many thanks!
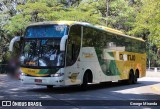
left=20, top=75, right=65, bottom=86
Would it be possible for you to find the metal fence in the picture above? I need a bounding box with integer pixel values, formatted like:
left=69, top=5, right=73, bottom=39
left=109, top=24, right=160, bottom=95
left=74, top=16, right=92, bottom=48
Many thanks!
left=0, top=64, right=8, bottom=74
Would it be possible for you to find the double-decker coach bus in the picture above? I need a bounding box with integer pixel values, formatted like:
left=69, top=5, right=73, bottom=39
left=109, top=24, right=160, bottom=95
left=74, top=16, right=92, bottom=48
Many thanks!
left=9, top=21, right=146, bottom=89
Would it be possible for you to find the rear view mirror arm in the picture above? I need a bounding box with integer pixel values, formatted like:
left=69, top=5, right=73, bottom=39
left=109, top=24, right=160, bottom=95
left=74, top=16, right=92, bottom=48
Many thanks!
left=9, top=36, right=21, bottom=52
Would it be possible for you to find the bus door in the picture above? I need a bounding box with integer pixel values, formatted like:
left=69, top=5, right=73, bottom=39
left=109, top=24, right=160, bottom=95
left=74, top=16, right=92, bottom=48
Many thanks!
left=65, top=25, right=82, bottom=85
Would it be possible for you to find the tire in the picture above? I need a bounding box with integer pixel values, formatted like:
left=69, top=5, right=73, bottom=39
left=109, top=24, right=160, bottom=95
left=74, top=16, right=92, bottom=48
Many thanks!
left=80, top=73, right=88, bottom=90
left=47, top=85, right=53, bottom=89
left=128, top=71, right=134, bottom=85
left=133, top=71, right=138, bottom=84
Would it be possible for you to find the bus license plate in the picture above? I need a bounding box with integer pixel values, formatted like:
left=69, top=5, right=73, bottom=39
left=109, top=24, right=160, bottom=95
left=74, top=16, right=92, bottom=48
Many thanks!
left=35, top=79, right=42, bottom=83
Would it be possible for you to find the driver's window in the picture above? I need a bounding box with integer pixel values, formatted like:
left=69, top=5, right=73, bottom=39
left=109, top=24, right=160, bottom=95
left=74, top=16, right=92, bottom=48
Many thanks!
left=66, top=25, right=81, bottom=66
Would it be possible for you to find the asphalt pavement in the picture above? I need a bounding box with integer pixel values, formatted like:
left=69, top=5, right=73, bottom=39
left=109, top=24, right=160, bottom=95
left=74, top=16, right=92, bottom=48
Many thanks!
left=0, top=71, right=160, bottom=109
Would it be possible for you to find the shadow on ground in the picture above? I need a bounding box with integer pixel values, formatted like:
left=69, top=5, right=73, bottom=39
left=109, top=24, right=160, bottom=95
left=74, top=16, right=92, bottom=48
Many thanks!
left=27, top=80, right=160, bottom=94
left=1, top=75, right=160, bottom=101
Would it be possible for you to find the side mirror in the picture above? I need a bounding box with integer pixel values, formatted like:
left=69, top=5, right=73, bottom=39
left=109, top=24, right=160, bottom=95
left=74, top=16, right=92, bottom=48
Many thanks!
left=9, top=36, right=23, bottom=52
left=60, top=35, right=68, bottom=51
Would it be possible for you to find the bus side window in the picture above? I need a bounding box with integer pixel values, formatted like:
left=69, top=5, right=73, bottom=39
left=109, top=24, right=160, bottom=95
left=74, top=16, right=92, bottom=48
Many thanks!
left=141, top=42, right=146, bottom=53
left=66, top=25, right=81, bottom=66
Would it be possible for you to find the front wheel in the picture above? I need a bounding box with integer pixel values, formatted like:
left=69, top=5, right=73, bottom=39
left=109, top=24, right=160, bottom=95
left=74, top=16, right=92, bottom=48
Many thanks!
left=80, top=73, right=88, bottom=90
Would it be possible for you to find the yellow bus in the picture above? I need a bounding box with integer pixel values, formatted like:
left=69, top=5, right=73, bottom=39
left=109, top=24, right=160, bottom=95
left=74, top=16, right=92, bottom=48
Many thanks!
left=9, top=21, right=146, bottom=89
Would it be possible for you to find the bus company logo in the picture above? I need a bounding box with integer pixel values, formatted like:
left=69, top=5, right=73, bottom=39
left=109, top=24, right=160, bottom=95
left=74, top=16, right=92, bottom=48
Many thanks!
left=119, top=54, right=135, bottom=61
left=82, top=52, right=94, bottom=58
left=68, top=73, right=79, bottom=82
left=2, top=101, right=11, bottom=106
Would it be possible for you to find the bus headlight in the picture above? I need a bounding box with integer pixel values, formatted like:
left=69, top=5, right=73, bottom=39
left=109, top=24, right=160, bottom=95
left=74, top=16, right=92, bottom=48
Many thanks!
left=50, top=73, right=64, bottom=77
left=18, top=69, right=26, bottom=76
left=21, top=73, right=26, bottom=76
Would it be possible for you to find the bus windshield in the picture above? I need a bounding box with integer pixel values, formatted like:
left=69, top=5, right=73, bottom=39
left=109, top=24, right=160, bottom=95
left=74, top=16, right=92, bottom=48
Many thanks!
left=25, top=25, right=67, bottom=38
left=20, top=25, right=68, bottom=68
left=20, top=39, right=65, bottom=67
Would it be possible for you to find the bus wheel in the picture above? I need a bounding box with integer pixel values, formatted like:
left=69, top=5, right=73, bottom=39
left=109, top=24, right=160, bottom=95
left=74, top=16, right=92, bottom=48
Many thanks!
left=128, top=70, right=134, bottom=85
left=133, top=70, right=139, bottom=84
left=80, top=73, right=88, bottom=90
left=47, top=85, right=53, bottom=89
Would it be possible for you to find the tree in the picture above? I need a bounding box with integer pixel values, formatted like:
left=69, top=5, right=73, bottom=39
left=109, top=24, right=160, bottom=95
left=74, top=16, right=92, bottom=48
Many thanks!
left=105, top=0, right=110, bottom=26
left=3, top=0, right=103, bottom=37
left=131, top=0, right=160, bottom=45
left=130, top=0, right=160, bottom=67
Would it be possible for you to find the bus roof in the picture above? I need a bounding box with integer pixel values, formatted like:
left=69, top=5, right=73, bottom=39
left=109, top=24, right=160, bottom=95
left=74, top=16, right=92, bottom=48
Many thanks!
left=29, top=21, right=145, bottom=42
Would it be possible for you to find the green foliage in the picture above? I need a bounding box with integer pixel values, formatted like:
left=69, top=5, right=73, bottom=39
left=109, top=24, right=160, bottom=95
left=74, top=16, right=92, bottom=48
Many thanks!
left=129, top=0, right=160, bottom=67
left=3, top=0, right=103, bottom=36
left=131, top=0, right=160, bottom=44
left=2, top=0, right=144, bottom=36
left=107, top=0, right=137, bottom=32
left=147, top=49, right=160, bottom=67
left=4, top=14, right=30, bottom=36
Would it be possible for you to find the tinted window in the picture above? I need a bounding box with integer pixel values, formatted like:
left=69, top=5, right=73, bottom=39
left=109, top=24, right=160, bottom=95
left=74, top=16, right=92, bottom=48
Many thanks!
left=66, top=25, right=81, bottom=66
left=83, top=26, right=95, bottom=47
left=25, top=25, right=67, bottom=38
left=83, top=26, right=145, bottom=53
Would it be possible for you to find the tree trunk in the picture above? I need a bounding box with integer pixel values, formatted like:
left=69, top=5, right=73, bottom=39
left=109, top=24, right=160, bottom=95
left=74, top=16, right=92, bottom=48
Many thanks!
left=128, top=0, right=135, bottom=6
left=106, top=0, right=110, bottom=26
left=66, top=0, right=72, bottom=7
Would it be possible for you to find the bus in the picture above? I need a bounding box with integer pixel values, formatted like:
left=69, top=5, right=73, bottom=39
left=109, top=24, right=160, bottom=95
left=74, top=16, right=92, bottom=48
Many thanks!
left=9, top=21, right=146, bottom=89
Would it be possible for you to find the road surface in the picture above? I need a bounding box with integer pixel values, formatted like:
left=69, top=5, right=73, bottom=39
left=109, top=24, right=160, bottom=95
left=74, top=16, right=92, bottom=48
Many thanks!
left=0, top=71, right=160, bottom=109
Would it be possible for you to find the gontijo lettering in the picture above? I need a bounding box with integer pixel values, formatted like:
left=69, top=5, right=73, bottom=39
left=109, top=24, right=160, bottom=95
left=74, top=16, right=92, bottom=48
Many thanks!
left=119, top=54, right=136, bottom=61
